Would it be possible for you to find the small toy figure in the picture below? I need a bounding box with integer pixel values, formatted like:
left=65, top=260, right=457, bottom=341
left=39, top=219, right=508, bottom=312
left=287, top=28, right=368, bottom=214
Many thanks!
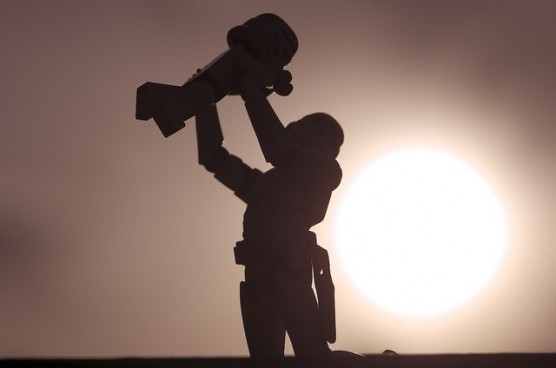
left=195, top=72, right=343, bottom=357
left=136, top=13, right=297, bottom=137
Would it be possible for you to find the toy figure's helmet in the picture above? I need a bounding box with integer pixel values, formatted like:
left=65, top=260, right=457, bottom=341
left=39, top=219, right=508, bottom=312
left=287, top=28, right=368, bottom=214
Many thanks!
left=227, top=13, right=298, bottom=72
left=287, top=113, right=344, bottom=158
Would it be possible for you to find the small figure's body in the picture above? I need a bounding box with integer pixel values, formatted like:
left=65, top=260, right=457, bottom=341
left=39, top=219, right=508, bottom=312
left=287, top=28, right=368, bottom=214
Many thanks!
left=195, top=74, right=343, bottom=358
left=136, top=13, right=297, bottom=137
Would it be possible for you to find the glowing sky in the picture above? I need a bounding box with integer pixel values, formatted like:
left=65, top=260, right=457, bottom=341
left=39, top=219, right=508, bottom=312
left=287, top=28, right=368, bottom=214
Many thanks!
left=1, top=0, right=555, bottom=357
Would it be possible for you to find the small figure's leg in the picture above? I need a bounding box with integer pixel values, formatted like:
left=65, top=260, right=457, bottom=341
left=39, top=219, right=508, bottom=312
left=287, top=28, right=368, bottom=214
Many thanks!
left=272, top=267, right=330, bottom=358
left=136, top=80, right=215, bottom=137
left=239, top=281, right=286, bottom=358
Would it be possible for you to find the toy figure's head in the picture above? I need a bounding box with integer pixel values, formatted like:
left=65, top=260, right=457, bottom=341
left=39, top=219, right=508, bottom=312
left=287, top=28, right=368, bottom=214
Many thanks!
left=286, top=113, right=344, bottom=158
left=227, top=13, right=298, bottom=73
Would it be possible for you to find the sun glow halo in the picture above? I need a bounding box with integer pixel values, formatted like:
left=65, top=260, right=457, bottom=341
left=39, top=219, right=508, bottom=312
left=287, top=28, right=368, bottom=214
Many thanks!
left=335, top=148, right=508, bottom=318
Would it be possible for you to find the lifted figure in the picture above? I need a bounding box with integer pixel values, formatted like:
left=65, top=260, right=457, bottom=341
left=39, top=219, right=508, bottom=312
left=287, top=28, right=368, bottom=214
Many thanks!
left=195, top=73, right=343, bottom=358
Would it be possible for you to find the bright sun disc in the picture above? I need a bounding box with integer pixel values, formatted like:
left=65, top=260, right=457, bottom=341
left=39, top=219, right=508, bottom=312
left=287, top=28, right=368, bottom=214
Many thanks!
left=335, top=148, right=508, bottom=318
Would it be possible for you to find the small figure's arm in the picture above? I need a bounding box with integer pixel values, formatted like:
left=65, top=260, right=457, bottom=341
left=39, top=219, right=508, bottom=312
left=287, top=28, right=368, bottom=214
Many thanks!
left=195, top=104, right=262, bottom=203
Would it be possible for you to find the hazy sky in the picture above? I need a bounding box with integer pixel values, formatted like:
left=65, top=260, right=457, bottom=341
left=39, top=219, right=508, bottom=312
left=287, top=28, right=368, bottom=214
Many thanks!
left=1, top=0, right=555, bottom=358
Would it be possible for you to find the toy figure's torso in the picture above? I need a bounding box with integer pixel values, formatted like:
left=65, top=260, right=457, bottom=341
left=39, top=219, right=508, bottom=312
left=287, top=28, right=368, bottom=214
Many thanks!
left=242, top=148, right=341, bottom=250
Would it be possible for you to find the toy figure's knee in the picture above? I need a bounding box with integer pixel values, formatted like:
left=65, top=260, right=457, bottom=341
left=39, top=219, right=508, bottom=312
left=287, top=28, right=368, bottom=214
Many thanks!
left=272, top=268, right=319, bottom=316
left=239, top=281, right=286, bottom=358
left=271, top=268, right=329, bottom=357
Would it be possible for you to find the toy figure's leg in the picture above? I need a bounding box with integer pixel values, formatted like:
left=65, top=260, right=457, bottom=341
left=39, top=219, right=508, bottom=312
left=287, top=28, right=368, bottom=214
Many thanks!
left=272, top=267, right=330, bottom=357
left=136, top=80, right=215, bottom=137
left=239, top=281, right=286, bottom=358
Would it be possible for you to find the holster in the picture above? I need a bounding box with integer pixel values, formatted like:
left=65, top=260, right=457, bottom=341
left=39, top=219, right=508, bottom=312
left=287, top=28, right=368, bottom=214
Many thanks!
left=309, top=235, right=336, bottom=344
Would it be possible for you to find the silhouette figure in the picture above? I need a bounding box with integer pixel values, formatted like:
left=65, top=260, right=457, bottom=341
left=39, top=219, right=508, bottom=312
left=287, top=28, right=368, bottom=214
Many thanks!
left=136, top=13, right=297, bottom=137
left=195, top=85, right=342, bottom=358
left=135, top=13, right=343, bottom=359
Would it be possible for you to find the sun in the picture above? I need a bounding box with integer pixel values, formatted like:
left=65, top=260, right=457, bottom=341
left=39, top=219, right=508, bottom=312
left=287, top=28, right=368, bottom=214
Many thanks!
left=335, top=148, right=508, bottom=318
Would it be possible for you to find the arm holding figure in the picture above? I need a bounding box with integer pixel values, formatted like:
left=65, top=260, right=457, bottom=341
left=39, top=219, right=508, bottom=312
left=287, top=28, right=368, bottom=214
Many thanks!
left=238, top=74, right=297, bottom=167
left=195, top=104, right=262, bottom=203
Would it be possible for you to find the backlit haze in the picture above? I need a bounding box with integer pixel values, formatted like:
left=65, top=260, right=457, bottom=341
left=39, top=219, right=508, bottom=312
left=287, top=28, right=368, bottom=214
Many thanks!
left=1, top=0, right=555, bottom=357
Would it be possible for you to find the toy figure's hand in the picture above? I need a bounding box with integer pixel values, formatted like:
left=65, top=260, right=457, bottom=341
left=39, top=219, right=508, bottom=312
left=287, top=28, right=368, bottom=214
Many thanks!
left=238, top=70, right=293, bottom=97
left=238, top=73, right=265, bottom=103
left=273, top=70, right=293, bottom=96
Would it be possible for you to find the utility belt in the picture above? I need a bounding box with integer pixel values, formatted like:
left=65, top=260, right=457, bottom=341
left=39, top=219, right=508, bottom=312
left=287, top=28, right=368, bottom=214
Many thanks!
left=233, top=232, right=336, bottom=343
left=234, top=231, right=316, bottom=267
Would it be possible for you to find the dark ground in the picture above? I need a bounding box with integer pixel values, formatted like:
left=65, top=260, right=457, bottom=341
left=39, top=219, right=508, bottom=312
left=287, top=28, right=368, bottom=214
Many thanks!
left=3, top=353, right=556, bottom=368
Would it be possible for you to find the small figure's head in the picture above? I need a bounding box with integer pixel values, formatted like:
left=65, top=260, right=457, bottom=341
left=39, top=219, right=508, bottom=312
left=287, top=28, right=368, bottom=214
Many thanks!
left=227, top=13, right=298, bottom=73
left=286, top=113, right=344, bottom=158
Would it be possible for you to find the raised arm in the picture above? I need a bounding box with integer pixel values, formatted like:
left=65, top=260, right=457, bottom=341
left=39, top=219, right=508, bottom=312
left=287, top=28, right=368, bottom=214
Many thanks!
left=238, top=74, right=296, bottom=167
left=195, top=104, right=262, bottom=203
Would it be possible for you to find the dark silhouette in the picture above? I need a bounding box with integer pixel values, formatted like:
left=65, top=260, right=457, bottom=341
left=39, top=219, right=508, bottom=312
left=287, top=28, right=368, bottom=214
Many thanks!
left=196, top=103, right=342, bottom=358
left=136, top=13, right=297, bottom=137
left=136, top=14, right=342, bottom=359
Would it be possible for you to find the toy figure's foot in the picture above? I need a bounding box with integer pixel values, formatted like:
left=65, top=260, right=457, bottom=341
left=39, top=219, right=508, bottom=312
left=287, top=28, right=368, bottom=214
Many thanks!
left=136, top=80, right=215, bottom=137
left=330, top=350, right=365, bottom=358
left=382, top=349, right=398, bottom=355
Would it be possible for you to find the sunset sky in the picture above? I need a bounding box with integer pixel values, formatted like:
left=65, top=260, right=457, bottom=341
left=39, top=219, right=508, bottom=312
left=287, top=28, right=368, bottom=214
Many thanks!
left=1, top=0, right=555, bottom=358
